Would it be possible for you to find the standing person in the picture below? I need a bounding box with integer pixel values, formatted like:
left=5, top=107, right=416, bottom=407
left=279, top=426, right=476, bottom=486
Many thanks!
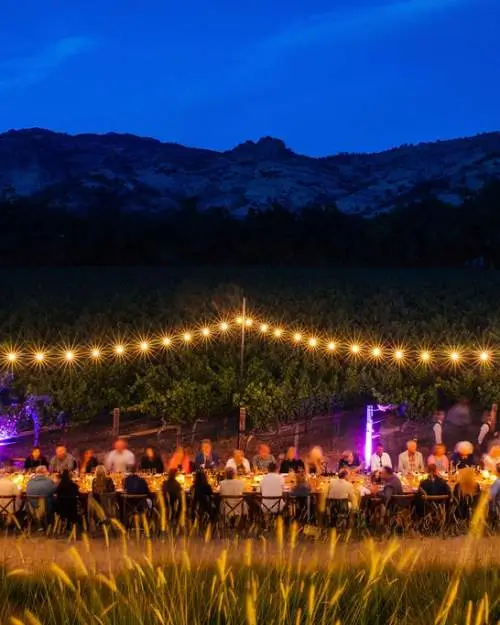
left=433, top=411, right=445, bottom=445
left=79, top=449, right=99, bottom=474
left=306, top=446, right=326, bottom=475
left=139, top=447, right=164, bottom=473
left=478, top=406, right=497, bottom=456
left=194, top=440, right=219, bottom=471
left=49, top=445, right=77, bottom=473
left=24, top=447, right=49, bottom=471
left=105, top=439, right=135, bottom=473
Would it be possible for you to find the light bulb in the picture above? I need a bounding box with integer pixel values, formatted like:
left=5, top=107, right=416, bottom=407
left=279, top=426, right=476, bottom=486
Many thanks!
left=327, top=342, right=336, bottom=351
left=219, top=322, right=229, bottom=332
left=35, top=352, right=45, bottom=362
left=420, top=351, right=430, bottom=362
left=260, top=323, right=269, bottom=333
left=64, top=350, right=75, bottom=361
left=372, top=347, right=382, bottom=358
left=115, top=345, right=125, bottom=356
left=245, top=318, right=253, bottom=327
left=308, top=338, right=318, bottom=348
left=7, top=352, right=17, bottom=363
left=139, top=341, right=149, bottom=351
left=293, top=333, right=302, bottom=342
left=273, top=328, right=283, bottom=338
left=91, top=348, right=101, bottom=359
left=351, top=344, right=360, bottom=354
left=201, top=328, right=210, bottom=337
left=161, top=337, right=172, bottom=347
left=450, top=351, right=460, bottom=362
left=394, top=350, right=404, bottom=360
left=480, top=351, right=490, bottom=362
left=183, top=332, right=192, bottom=342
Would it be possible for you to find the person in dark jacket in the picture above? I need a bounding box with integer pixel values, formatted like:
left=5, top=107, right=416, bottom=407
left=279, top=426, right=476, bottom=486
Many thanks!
left=279, top=447, right=305, bottom=473
left=80, top=449, right=99, bottom=474
left=419, top=464, right=452, bottom=497
left=55, top=469, right=80, bottom=529
left=139, top=447, right=165, bottom=473
left=162, top=469, right=183, bottom=522
left=24, top=447, right=49, bottom=471
left=191, top=470, right=214, bottom=522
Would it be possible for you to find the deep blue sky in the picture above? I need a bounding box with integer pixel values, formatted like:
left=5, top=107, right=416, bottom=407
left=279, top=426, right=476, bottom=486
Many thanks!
left=1, top=0, right=498, bottom=155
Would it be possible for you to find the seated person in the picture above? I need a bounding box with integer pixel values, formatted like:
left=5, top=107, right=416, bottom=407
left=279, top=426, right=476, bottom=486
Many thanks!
left=427, top=444, right=449, bottom=473
left=105, top=439, right=136, bottom=473
left=252, top=444, right=276, bottom=472
left=139, top=447, right=164, bottom=473
left=451, top=441, right=475, bottom=470
left=191, top=470, right=214, bottom=521
left=79, top=449, right=99, bottom=474
left=194, top=440, right=220, bottom=471
left=168, top=447, right=191, bottom=474
left=291, top=470, right=311, bottom=497
left=55, top=469, right=80, bottom=526
left=0, top=466, right=21, bottom=515
left=279, top=447, right=305, bottom=474
left=162, top=469, right=183, bottom=520
left=24, top=447, right=49, bottom=471
left=381, top=466, right=403, bottom=505
left=49, top=445, right=77, bottom=473
left=398, top=440, right=425, bottom=474
left=453, top=467, right=481, bottom=519
left=338, top=450, right=362, bottom=473
left=327, top=469, right=357, bottom=509
left=225, top=450, right=251, bottom=475
left=306, top=446, right=326, bottom=475
left=26, top=465, right=56, bottom=516
left=489, top=463, right=500, bottom=515
left=259, top=462, right=284, bottom=511
left=219, top=468, right=245, bottom=517
left=370, top=444, right=392, bottom=472
left=91, top=465, right=116, bottom=519
left=123, top=465, right=152, bottom=510
left=419, top=464, right=451, bottom=497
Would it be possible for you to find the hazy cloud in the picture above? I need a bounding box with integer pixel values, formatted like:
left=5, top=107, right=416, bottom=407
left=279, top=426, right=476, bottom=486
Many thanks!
left=0, top=36, right=94, bottom=91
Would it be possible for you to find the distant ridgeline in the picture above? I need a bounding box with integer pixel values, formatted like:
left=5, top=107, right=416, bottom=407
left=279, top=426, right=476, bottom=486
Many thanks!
left=0, top=179, right=499, bottom=266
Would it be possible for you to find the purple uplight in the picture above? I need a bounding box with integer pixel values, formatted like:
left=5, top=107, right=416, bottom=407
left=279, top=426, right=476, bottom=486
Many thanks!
left=365, top=405, right=373, bottom=468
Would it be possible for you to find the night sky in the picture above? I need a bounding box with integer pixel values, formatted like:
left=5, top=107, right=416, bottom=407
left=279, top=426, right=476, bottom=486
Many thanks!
left=1, top=0, right=498, bottom=155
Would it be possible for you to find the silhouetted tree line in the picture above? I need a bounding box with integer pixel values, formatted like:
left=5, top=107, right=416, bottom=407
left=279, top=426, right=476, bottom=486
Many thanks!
left=1, top=180, right=499, bottom=267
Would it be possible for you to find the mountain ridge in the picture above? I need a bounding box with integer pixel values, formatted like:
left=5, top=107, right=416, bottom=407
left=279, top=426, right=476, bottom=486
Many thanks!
left=1, top=127, right=499, bottom=217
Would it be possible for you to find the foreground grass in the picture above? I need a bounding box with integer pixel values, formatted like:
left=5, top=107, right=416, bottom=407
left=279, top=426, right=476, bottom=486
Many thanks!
left=1, top=527, right=500, bottom=625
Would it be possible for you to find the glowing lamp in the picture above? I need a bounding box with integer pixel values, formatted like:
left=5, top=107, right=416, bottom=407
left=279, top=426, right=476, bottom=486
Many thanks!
left=114, top=345, right=125, bottom=356
left=480, top=351, right=490, bottom=362
left=183, top=332, right=192, bottom=342
left=394, top=350, right=404, bottom=361
left=371, top=347, right=382, bottom=358
left=219, top=322, right=229, bottom=332
left=139, top=341, right=149, bottom=352
left=260, top=323, right=269, bottom=333
left=34, top=352, right=45, bottom=362
left=420, top=351, right=431, bottom=362
left=6, top=352, right=17, bottom=363
left=161, top=337, right=172, bottom=347
left=236, top=317, right=243, bottom=325
left=245, top=318, right=253, bottom=327
left=450, top=352, right=460, bottom=362
left=293, top=333, right=302, bottom=343
left=308, top=337, right=318, bottom=348
left=201, top=328, right=210, bottom=337
left=350, top=344, right=360, bottom=354
left=64, top=351, right=75, bottom=362
left=91, top=348, right=101, bottom=359
left=273, top=328, right=283, bottom=338
left=327, top=342, right=336, bottom=351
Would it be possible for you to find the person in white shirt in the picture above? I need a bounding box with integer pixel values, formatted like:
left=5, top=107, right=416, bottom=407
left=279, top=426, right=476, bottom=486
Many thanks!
left=433, top=410, right=445, bottom=445
left=0, top=467, right=21, bottom=515
left=105, top=439, right=136, bottom=473
left=259, top=462, right=285, bottom=512
left=327, top=470, right=357, bottom=509
left=225, top=450, right=251, bottom=475
left=219, top=468, right=245, bottom=517
left=398, top=440, right=425, bottom=474
left=370, top=444, right=392, bottom=472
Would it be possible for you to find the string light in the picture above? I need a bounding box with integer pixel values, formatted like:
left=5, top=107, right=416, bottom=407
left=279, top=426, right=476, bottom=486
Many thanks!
left=64, top=350, right=75, bottom=362
left=394, top=350, right=404, bottom=361
left=2, top=312, right=500, bottom=369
